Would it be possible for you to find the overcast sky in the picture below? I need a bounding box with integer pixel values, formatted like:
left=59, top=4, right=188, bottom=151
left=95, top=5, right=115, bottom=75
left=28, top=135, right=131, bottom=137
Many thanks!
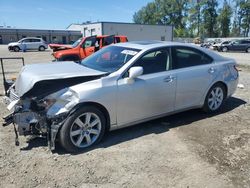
left=0, top=0, right=152, bottom=29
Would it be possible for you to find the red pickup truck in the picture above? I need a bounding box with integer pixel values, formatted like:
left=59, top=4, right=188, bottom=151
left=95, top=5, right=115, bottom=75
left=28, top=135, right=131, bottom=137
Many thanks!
left=52, top=35, right=128, bottom=61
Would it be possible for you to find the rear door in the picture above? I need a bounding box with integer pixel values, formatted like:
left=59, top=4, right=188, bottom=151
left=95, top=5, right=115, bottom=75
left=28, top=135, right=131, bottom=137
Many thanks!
left=171, top=46, right=215, bottom=110
left=79, top=36, right=97, bottom=59
left=240, top=40, right=250, bottom=51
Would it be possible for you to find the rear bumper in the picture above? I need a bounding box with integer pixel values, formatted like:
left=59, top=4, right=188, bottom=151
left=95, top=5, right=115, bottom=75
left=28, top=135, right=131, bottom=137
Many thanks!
left=227, top=77, right=239, bottom=98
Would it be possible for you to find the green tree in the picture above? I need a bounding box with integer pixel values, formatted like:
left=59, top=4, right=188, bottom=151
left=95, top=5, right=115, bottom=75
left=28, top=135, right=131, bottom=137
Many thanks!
left=217, top=0, right=232, bottom=37
left=239, top=0, right=250, bottom=37
left=133, top=0, right=189, bottom=37
left=188, top=0, right=202, bottom=37
left=231, top=0, right=242, bottom=36
left=200, top=0, right=219, bottom=37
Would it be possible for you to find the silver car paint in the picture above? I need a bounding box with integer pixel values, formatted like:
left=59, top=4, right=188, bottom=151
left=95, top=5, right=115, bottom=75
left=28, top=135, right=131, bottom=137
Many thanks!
left=15, top=61, right=106, bottom=97
left=12, top=42, right=238, bottom=132
left=64, top=43, right=238, bottom=130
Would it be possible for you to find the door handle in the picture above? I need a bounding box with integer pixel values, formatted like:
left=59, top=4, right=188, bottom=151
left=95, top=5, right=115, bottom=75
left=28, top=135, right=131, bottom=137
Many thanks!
left=163, top=76, right=175, bottom=82
left=208, top=67, right=215, bottom=74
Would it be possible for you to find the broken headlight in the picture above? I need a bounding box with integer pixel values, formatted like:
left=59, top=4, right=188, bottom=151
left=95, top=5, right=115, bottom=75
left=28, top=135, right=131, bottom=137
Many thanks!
left=44, top=88, right=79, bottom=118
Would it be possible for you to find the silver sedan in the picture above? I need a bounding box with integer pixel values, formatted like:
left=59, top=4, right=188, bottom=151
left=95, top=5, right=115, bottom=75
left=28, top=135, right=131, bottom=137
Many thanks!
left=4, top=41, right=239, bottom=152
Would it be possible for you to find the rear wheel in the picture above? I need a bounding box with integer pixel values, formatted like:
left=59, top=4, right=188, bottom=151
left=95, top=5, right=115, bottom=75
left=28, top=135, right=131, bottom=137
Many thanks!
left=59, top=106, right=106, bottom=153
left=13, top=46, right=20, bottom=52
left=246, top=47, right=250, bottom=53
left=203, top=83, right=226, bottom=113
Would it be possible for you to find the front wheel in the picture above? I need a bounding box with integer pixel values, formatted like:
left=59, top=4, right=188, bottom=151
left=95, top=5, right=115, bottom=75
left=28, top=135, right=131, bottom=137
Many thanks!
left=13, top=46, right=20, bottom=52
left=222, top=47, right=228, bottom=52
left=39, top=46, right=45, bottom=51
left=203, top=83, right=226, bottom=113
left=59, top=106, right=106, bottom=153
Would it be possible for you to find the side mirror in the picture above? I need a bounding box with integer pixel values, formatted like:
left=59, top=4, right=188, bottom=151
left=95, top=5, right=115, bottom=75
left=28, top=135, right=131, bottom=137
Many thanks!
left=125, top=66, right=143, bottom=84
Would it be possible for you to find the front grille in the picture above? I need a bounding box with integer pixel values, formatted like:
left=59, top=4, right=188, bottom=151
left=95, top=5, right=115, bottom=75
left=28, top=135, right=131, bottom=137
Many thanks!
left=9, top=88, right=19, bottom=101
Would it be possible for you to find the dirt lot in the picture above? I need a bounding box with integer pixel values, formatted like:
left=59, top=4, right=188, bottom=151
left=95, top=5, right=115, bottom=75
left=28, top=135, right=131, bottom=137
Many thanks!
left=0, top=45, right=250, bottom=188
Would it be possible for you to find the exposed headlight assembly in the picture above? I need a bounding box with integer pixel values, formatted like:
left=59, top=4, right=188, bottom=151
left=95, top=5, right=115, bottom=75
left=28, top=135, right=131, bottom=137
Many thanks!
left=45, top=88, right=79, bottom=118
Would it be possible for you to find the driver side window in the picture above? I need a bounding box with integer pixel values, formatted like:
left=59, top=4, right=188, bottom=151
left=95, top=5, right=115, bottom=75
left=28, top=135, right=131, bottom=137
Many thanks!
left=132, top=48, right=170, bottom=75
left=83, top=37, right=96, bottom=48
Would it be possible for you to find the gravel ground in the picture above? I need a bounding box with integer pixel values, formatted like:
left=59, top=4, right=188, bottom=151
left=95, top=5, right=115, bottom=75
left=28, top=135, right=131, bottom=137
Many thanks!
left=0, top=45, right=250, bottom=188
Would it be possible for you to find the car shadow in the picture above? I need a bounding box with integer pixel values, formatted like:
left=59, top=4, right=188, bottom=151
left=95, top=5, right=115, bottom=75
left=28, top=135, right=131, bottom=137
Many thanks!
left=21, top=97, right=246, bottom=154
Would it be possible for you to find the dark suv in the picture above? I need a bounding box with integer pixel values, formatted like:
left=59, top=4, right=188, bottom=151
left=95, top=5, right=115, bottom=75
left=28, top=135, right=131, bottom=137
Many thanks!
left=218, top=39, right=250, bottom=53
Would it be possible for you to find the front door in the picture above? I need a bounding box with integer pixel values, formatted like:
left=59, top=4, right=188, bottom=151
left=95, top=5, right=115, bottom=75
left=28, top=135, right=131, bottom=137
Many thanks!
left=79, top=36, right=96, bottom=59
left=117, top=48, right=176, bottom=126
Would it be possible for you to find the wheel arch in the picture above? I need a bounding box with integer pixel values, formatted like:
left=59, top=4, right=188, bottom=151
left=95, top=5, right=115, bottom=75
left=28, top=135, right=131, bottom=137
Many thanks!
left=201, top=80, right=228, bottom=107
left=69, top=102, right=111, bottom=131
left=212, top=81, right=228, bottom=99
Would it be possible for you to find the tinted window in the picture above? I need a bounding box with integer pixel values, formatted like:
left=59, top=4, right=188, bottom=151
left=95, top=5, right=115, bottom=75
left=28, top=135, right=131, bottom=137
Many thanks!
left=132, top=48, right=170, bottom=75
left=242, top=40, right=250, bottom=44
left=103, top=36, right=114, bottom=46
left=115, top=37, right=121, bottom=43
left=31, top=39, right=40, bottom=42
left=172, top=47, right=213, bottom=69
left=22, top=39, right=31, bottom=43
left=83, top=37, right=96, bottom=48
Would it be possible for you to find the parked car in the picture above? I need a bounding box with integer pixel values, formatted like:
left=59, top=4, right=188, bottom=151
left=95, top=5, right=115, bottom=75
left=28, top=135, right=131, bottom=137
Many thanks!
left=218, top=39, right=250, bottom=52
left=200, top=40, right=215, bottom=48
left=3, top=41, right=238, bottom=152
left=52, top=35, right=128, bottom=61
left=212, top=40, right=230, bottom=51
left=8, top=37, right=48, bottom=52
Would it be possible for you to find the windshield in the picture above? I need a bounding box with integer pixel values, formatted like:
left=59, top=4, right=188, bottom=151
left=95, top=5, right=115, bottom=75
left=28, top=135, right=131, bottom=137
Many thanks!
left=81, top=46, right=140, bottom=73
left=72, top=38, right=82, bottom=48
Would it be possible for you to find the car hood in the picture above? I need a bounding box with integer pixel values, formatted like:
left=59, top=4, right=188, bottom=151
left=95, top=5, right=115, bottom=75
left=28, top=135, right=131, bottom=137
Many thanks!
left=8, top=42, right=19, bottom=46
left=15, top=61, right=106, bottom=98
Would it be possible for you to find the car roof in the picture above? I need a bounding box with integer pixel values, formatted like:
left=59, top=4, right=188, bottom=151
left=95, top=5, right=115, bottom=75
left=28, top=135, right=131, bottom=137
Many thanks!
left=114, top=40, right=226, bottom=60
left=114, top=40, right=205, bottom=50
left=21, top=37, right=42, bottom=40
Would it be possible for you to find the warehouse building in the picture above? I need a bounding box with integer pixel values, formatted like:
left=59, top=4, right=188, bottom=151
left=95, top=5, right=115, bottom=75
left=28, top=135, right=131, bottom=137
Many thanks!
left=67, top=22, right=173, bottom=41
left=0, top=28, right=82, bottom=44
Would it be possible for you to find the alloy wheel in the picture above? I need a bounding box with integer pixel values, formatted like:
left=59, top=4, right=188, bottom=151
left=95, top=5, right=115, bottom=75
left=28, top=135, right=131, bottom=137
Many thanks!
left=208, top=87, right=224, bottom=111
left=70, top=112, right=101, bottom=148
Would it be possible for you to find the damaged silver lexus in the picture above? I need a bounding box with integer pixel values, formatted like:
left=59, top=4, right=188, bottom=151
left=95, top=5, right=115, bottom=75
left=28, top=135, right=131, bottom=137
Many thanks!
left=3, top=41, right=239, bottom=152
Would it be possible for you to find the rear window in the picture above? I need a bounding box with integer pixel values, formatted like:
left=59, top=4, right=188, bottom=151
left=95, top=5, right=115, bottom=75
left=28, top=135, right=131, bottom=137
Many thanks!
left=172, top=46, right=213, bottom=69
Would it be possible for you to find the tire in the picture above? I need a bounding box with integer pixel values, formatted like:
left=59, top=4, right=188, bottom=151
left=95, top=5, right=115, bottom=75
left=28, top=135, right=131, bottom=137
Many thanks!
left=246, top=47, right=250, bottom=53
left=39, top=46, right=45, bottom=51
left=202, top=83, right=226, bottom=113
left=222, top=47, right=228, bottom=52
left=13, top=46, right=20, bottom=52
left=59, top=106, right=106, bottom=153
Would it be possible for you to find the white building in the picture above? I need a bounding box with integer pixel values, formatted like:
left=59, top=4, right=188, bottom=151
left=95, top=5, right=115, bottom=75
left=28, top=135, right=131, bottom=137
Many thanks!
left=67, top=22, right=173, bottom=41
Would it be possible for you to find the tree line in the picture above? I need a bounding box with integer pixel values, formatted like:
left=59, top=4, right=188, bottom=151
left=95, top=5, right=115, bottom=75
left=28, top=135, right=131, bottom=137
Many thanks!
left=133, top=0, right=250, bottom=38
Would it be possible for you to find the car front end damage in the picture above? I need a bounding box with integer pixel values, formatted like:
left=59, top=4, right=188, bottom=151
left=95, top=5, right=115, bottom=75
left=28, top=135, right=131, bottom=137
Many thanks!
left=2, top=61, right=106, bottom=150
left=3, top=86, right=80, bottom=150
